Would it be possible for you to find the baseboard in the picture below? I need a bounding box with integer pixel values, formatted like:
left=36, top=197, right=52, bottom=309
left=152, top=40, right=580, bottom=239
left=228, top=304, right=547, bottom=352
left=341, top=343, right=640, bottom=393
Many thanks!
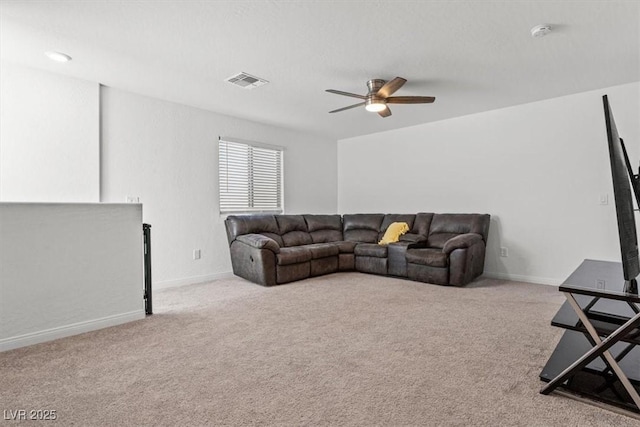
left=482, top=271, right=560, bottom=286
left=0, top=310, right=146, bottom=352
left=154, top=271, right=234, bottom=289
left=156, top=271, right=558, bottom=288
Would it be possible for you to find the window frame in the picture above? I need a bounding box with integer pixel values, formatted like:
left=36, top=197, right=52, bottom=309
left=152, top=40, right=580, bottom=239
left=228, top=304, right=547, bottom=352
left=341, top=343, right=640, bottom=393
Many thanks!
left=218, top=136, right=284, bottom=215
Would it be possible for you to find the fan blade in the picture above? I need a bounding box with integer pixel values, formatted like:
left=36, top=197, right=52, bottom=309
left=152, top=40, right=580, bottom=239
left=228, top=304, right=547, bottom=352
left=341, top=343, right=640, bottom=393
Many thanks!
left=329, top=102, right=365, bottom=113
left=378, top=107, right=392, bottom=118
left=386, top=96, right=436, bottom=104
left=377, top=77, right=407, bottom=98
left=326, top=89, right=366, bottom=99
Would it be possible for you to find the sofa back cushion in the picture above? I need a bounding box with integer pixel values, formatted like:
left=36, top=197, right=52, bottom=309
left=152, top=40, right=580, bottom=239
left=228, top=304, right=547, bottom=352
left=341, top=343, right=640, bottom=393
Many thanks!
left=304, top=214, right=343, bottom=243
left=411, top=212, right=434, bottom=236
left=378, top=214, right=416, bottom=241
left=225, top=215, right=282, bottom=246
left=276, top=215, right=307, bottom=233
left=343, top=214, right=385, bottom=243
left=276, top=215, right=313, bottom=247
left=427, top=213, right=490, bottom=248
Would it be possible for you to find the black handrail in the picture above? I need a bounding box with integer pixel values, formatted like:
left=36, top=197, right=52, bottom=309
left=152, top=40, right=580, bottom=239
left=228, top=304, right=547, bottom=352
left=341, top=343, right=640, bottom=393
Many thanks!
left=143, top=223, right=153, bottom=315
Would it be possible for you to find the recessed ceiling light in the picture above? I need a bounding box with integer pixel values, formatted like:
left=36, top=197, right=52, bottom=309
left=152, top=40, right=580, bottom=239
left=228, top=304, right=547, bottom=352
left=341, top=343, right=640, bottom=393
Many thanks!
left=45, top=51, right=72, bottom=62
left=531, top=24, right=552, bottom=38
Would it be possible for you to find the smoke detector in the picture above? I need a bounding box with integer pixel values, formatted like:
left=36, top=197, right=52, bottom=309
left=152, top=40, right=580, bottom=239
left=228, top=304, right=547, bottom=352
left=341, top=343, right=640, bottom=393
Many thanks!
left=225, top=72, right=268, bottom=89
left=531, top=24, right=552, bottom=38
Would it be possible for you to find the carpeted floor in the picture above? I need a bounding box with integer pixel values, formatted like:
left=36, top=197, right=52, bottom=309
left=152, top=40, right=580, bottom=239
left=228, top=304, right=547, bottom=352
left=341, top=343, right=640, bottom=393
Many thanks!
left=1, top=273, right=638, bottom=426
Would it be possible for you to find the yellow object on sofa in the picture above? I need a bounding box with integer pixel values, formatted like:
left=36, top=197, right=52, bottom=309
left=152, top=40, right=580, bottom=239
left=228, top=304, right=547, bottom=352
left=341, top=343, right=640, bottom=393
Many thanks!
left=378, top=222, right=410, bottom=245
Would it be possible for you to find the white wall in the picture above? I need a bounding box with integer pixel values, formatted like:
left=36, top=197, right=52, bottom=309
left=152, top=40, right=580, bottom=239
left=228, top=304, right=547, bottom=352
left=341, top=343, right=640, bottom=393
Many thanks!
left=338, top=82, right=640, bottom=285
left=100, top=87, right=337, bottom=288
left=0, top=203, right=145, bottom=351
left=0, top=62, right=99, bottom=202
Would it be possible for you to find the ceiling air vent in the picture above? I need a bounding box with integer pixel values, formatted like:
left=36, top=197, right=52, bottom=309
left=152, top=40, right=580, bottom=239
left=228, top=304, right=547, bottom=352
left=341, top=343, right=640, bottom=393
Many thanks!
left=225, top=72, right=269, bottom=89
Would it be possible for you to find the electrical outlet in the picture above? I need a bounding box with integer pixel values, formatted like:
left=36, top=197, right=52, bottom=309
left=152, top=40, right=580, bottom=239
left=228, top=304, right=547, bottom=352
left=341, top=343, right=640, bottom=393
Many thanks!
left=500, top=247, right=509, bottom=257
left=126, top=196, right=140, bottom=203
left=193, top=249, right=201, bottom=260
left=596, top=279, right=606, bottom=289
left=599, top=194, right=608, bottom=205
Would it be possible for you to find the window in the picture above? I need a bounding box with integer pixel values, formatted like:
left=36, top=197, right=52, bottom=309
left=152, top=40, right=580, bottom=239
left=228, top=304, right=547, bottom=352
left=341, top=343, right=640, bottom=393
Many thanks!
left=218, top=137, right=283, bottom=214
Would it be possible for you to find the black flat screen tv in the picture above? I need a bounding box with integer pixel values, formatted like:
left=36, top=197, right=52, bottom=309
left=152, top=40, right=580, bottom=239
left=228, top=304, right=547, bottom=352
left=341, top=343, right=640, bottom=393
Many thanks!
left=603, top=94, right=639, bottom=293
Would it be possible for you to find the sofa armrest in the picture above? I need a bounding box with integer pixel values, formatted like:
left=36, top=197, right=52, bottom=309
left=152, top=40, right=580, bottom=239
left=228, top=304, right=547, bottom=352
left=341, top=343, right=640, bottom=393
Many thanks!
left=442, top=233, right=483, bottom=255
left=399, top=233, right=428, bottom=249
left=400, top=233, right=427, bottom=243
left=236, top=234, right=280, bottom=253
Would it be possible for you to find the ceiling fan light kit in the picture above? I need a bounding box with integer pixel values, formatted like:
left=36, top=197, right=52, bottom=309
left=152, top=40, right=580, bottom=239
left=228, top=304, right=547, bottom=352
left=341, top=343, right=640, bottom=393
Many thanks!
left=326, top=77, right=435, bottom=118
left=365, top=97, right=387, bottom=112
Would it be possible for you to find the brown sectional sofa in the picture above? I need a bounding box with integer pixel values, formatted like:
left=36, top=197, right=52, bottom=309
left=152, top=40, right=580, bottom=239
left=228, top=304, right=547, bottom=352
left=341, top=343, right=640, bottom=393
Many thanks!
left=224, top=213, right=490, bottom=287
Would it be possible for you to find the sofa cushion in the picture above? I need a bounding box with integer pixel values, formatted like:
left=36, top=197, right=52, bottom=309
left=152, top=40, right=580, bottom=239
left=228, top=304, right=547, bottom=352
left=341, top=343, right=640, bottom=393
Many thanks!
left=276, top=247, right=312, bottom=265
left=378, top=222, right=409, bottom=245
left=354, top=243, right=388, bottom=258
left=343, top=214, right=384, bottom=243
left=276, top=215, right=308, bottom=234
left=429, top=213, right=490, bottom=241
left=332, top=241, right=357, bottom=253
left=411, top=212, right=434, bottom=236
left=281, top=231, right=313, bottom=247
left=310, top=229, right=343, bottom=243
left=304, top=243, right=339, bottom=259
left=304, top=214, right=342, bottom=232
left=344, top=229, right=378, bottom=243
left=304, top=214, right=343, bottom=243
left=275, top=215, right=312, bottom=247
left=343, top=214, right=385, bottom=231
left=406, top=248, right=448, bottom=268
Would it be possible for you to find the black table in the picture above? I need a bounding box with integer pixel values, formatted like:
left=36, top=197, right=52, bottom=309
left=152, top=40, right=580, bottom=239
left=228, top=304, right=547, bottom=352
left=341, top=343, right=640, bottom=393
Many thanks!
left=539, top=259, right=640, bottom=415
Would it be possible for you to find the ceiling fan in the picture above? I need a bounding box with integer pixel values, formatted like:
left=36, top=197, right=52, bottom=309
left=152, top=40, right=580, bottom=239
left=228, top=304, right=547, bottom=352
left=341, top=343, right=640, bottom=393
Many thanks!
left=326, top=77, right=435, bottom=118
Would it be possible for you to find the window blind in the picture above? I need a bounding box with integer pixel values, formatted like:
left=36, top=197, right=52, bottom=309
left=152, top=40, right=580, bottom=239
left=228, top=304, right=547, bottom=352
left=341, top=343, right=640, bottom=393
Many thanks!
left=219, top=138, right=283, bottom=214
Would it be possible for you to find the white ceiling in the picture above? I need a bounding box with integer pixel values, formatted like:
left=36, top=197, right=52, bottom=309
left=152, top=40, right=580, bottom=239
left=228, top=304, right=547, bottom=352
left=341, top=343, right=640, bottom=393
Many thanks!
left=1, top=1, right=638, bottom=140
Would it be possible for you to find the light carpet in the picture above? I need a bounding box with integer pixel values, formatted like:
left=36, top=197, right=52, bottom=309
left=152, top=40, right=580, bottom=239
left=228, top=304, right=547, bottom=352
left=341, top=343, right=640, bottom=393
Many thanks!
left=1, top=273, right=638, bottom=426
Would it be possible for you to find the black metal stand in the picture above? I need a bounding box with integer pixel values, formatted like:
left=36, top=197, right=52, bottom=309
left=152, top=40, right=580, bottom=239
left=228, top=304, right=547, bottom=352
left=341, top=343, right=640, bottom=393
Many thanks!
left=540, top=260, right=640, bottom=415
left=143, top=223, right=153, bottom=315
left=540, top=300, right=640, bottom=408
